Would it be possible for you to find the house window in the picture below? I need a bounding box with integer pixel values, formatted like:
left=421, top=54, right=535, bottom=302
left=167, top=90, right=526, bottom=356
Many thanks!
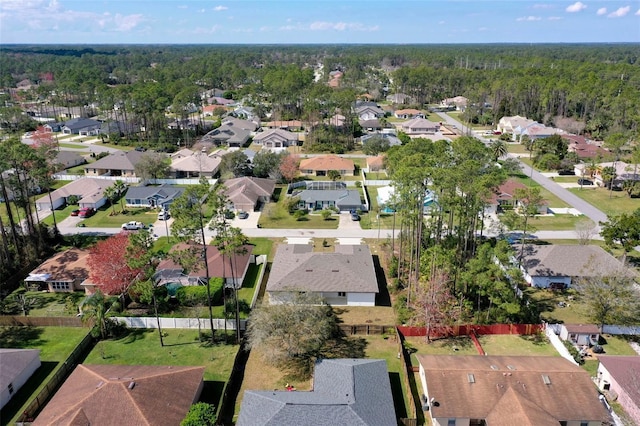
left=51, top=282, right=70, bottom=290
left=8, top=383, right=14, bottom=395
left=447, top=419, right=456, bottom=426
left=580, top=423, right=588, bottom=426
left=603, top=382, right=610, bottom=390
left=338, top=292, right=346, bottom=297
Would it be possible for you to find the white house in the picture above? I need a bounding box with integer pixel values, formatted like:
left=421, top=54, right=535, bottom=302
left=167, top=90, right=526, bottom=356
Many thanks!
left=559, top=324, right=600, bottom=347
left=597, top=356, right=640, bottom=425
left=0, top=349, right=41, bottom=409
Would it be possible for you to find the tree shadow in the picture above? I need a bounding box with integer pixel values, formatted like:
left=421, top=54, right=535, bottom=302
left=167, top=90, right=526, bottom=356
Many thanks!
left=115, top=328, right=147, bottom=344
left=0, top=326, right=45, bottom=348
left=519, top=332, right=548, bottom=346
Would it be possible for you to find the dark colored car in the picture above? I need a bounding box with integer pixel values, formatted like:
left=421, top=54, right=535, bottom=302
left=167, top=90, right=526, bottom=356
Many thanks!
left=78, top=207, right=95, bottom=218
left=350, top=212, right=360, bottom=221
left=558, top=169, right=575, bottom=176
left=70, top=209, right=80, bottom=216
left=134, top=146, right=146, bottom=152
left=578, top=178, right=594, bottom=185
left=237, top=211, right=249, bottom=219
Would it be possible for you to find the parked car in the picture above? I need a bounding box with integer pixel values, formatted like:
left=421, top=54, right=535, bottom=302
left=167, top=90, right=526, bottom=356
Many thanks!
left=134, top=146, right=146, bottom=152
left=77, top=207, right=95, bottom=218
left=157, top=210, right=170, bottom=220
left=350, top=212, right=360, bottom=221
left=578, top=178, right=594, bottom=185
left=121, top=221, right=145, bottom=230
left=70, top=209, right=80, bottom=216
left=237, top=211, right=249, bottom=219
left=558, top=169, right=575, bottom=176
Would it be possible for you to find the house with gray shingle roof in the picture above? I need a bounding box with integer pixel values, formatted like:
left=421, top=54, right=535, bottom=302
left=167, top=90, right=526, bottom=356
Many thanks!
left=201, top=122, right=250, bottom=147
left=0, top=349, right=41, bottom=409
left=237, top=358, right=396, bottom=426
left=84, top=150, right=146, bottom=177
left=515, top=244, right=636, bottom=288
left=61, top=118, right=102, bottom=135
left=295, top=189, right=364, bottom=212
left=266, top=244, right=378, bottom=306
left=169, top=151, right=221, bottom=178
left=223, top=177, right=275, bottom=212
left=253, top=129, right=298, bottom=152
left=124, top=184, right=185, bottom=209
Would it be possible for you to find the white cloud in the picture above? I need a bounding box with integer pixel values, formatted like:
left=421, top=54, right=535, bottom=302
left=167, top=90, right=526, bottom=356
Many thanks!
left=636, top=9, right=640, bottom=16
left=192, top=25, right=222, bottom=34
left=214, top=6, right=228, bottom=12
left=566, top=2, right=587, bottom=13
left=113, top=13, right=144, bottom=31
left=199, top=9, right=205, bottom=13
left=608, top=6, right=631, bottom=18
left=548, top=16, right=562, bottom=20
left=478, top=27, right=488, bottom=31
left=438, top=20, right=445, bottom=25
left=597, top=7, right=607, bottom=15
left=516, top=16, right=542, bottom=21
left=280, top=21, right=379, bottom=32
left=532, top=4, right=554, bottom=9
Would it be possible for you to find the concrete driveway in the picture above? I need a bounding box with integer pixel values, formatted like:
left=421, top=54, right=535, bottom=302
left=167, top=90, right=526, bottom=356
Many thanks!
left=338, top=212, right=362, bottom=230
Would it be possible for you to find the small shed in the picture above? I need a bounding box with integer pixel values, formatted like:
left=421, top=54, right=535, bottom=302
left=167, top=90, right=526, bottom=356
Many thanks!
left=559, top=324, right=600, bottom=347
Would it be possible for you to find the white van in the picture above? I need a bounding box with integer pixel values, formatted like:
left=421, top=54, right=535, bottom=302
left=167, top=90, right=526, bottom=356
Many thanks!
left=158, top=210, right=170, bottom=220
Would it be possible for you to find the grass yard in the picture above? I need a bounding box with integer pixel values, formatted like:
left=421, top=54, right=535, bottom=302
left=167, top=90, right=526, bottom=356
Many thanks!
left=258, top=196, right=339, bottom=229
left=85, top=329, right=239, bottom=411
left=40, top=204, right=78, bottom=226
left=6, top=291, right=86, bottom=317
left=362, top=186, right=399, bottom=230
left=529, top=214, right=587, bottom=231
left=525, top=287, right=589, bottom=324
left=364, top=171, right=388, bottom=180
left=513, top=175, right=571, bottom=208
left=507, top=143, right=530, bottom=155
left=0, top=327, right=89, bottom=425
left=57, top=142, right=88, bottom=150
left=569, top=187, right=640, bottom=216
left=334, top=306, right=396, bottom=325
left=81, top=204, right=158, bottom=228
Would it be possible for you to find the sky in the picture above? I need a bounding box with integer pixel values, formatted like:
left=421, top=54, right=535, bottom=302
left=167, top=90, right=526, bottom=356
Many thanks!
left=1, top=0, right=639, bottom=44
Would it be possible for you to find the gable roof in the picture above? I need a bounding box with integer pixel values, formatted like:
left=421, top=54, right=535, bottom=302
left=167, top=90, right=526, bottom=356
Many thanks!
left=401, top=117, right=440, bottom=131
left=562, top=324, right=600, bottom=334
left=223, top=177, right=276, bottom=206
left=33, top=364, right=204, bottom=426
left=487, top=178, right=528, bottom=203
left=296, top=189, right=362, bottom=208
left=170, top=151, right=221, bottom=174
left=418, top=355, right=611, bottom=424
left=0, top=349, right=40, bottom=390
left=26, top=248, right=90, bottom=283
left=299, top=155, right=354, bottom=172
left=598, top=356, right=640, bottom=405
left=366, top=155, right=386, bottom=169
left=202, top=123, right=250, bottom=145
left=222, top=116, right=259, bottom=131
left=237, top=359, right=396, bottom=426
left=517, top=244, right=635, bottom=279
left=36, top=178, right=115, bottom=206
left=157, top=242, right=253, bottom=280
left=86, top=150, right=146, bottom=172
left=253, top=128, right=298, bottom=143
left=267, top=244, right=378, bottom=294
left=124, top=184, right=185, bottom=204
left=62, top=118, right=101, bottom=132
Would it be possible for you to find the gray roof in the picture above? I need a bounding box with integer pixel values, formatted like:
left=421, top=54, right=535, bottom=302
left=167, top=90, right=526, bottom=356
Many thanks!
left=266, top=244, right=378, bottom=293
left=125, top=184, right=185, bottom=204
left=361, top=133, right=401, bottom=147
left=62, top=118, right=101, bottom=132
left=202, top=123, right=250, bottom=146
left=296, top=189, right=362, bottom=208
left=0, top=349, right=40, bottom=389
left=517, top=244, right=636, bottom=279
left=237, top=359, right=396, bottom=426
left=86, top=150, right=146, bottom=172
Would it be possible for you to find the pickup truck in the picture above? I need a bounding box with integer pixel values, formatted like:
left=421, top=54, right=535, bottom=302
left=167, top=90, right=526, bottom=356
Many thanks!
left=121, top=221, right=145, bottom=230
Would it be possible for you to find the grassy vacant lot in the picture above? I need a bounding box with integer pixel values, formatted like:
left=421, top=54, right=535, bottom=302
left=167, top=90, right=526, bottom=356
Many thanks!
left=334, top=306, right=396, bottom=325
left=235, top=335, right=410, bottom=423
left=85, top=329, right=238, bottom=411
left=0, top=327, right=89, bottom=425
left=569, top=187, right=640, bottom=216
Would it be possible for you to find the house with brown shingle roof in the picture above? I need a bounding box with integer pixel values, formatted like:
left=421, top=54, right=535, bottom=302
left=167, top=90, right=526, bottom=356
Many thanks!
left=24, top=248, right=90, bottom=293
left=35, top=177, right=115, bottom=211
left=485, top=178, right=547, bottom=215
left=299, top=155, right=355, bottom=177
left=223, top=177, right=275, bottom=212
left=169, top=151, right=221, bottom=178
left=155, top=242, right=253, bottom=289
left=597, top=356, right=640, bottom=425
left=33, top=365, right=204, bottom=426
left=394, top=109, right=423, bottom=119
left=365, top=155, right=386, bottom=172
left=84, top=150, right=145, bottom=177
left=515, top=244, right=636, bottom=289
left=417, top=355, right=611, bottom=426
left=562, top=135, right=608, bottom=160
left=266, top=244, right=378, bottom=306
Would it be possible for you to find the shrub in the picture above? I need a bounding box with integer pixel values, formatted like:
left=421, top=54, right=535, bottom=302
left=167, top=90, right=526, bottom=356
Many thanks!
left=320, top=209, right=332, bottom=220
left=294, top=209, right=307, bottom=221
left=176, top=278, right=224, bottom=307
left=562, top=340, right=584, bottom=364
left=67, top=195, right=80, bottom=205
left=181, top=403, right=216, bottom=426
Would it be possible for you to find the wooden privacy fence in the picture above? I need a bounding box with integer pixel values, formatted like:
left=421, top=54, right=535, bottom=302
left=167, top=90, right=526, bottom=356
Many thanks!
left=397, top=323, right=544, bottom=338
left=17, top=332, right=95, bottom=423
left=396, top=328, right=419, bottom=426
left=0, top=316, right=85, bottom=327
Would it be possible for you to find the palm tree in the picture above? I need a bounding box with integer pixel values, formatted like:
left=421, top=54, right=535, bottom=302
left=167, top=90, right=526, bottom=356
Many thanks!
left=103, top=186, right=118, bottom=215
left=490, top=140, right=508, bottom=162
left=81, top=290, right=112, bottom=339
left=113, top=180, right=127, bottom=213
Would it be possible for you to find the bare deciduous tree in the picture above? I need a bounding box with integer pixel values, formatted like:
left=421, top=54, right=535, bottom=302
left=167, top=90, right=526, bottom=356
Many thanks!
left=575, top=218, right=598, bottom=245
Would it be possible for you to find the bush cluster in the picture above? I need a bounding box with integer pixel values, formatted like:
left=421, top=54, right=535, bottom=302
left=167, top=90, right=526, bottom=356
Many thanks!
left=176, top=278, right=224, bottom=306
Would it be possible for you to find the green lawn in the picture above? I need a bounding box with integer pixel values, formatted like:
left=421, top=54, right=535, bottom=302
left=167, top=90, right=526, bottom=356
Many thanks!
left=40, top=204, right=78, bottom=226
left=58, top=142, right=88, bottom=150
left=0, top=327, right=89, bottom=425
left=64, top=163, right=89, bottom=175
left=364, top=172, right=388, bottom=180
left=248, top=237, right=274, bottom=260
left=478, top=334, right=559, bottom=357
left=529, top=214, right=588, bottom=231
left=525, top=288, right=589, bottom=324
left=569, top=187, right=640, bottom=216
left=514, top=175, right=570, bottom=208
left=85, top=329, right=239, bottom=410
left=81, top=204, right=158, bottom=228
left=258, top=193, right=340, bottom=229
left=361, top=186, right=398, bottom=230
left=5, top=291, right=86, bottom=317
left=507, top=143, right=530, bottom=155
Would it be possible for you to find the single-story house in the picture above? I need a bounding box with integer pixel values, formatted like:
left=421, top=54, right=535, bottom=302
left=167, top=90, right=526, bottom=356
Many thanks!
left=359, top=118, right=383, bottom=132
left=417, top=355, right=611, bottom=426
left=355, top=104, right=385, bottom=121
left=201, top=123, right=250, bottom=147
left=32, top=365, right=204, bottom=426
left=597, top=356, right=640, bottom=425
left=167, top=118, right=198, bottom=131
left=394, top=108, right=423, bottom=119
left=377, top=185, right=436, bottom=214
left=124, top=184, right=185, bottom=209
left=171, top=148, right=197, bottom=159
left=296, top=189, right=364, bottom=212
left=299, top=155, right=355, bottom=177
left=24, top=248, right=90, bottom=293
left=155, top=242, right=254, bottom=289
left=399, top=117, right=440, bottom=135
left=361, top=133, right=402, bottom=149
left=100, top=120, right=140, bottom=137
left=252, top=129, right=298, bottom=151
left=35, top=177, right=115, bottom=211
left=0, top=349, right=41, bottom=409
left=169, top=151, right=221, bottom=178
left=54, top=151, right=86, bottom=169
left=562, top=135, right=608, bottom=160
left=43, top=122, right=65, bottom=132
left=237, top=358, right=396, bottom=426
left=574, top=161, right=640, bottom=187
left=263, top=120, right=304, bottom=131
left=223, top=177, right=275, bottom=212
left=231, top=106, right=256, bottom=121
left=84, top=150, right=146, bottom=177
left=515, top=244, right=635, bottom=288
left=365, top=155, right=386, bottom=173
left=440, top=96, right=469, bottom=111
left=202, top=103, right=232, bottom=117
left=497, top=115, right=536, bottom=134
left=61, top=118, right=102, bottom=135
left=485, top=178, right=548, bottom=215
left=559, top=324, right=600, bottom=347
left=514, top=123, right=564, bottom=142
left=266, top=244, right=378, bottom=306
left=221, top=116, right=260, bottom=132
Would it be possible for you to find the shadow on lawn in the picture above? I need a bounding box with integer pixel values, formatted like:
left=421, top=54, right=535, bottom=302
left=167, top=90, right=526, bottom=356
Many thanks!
left=0, top=326, right=45, bottom=348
